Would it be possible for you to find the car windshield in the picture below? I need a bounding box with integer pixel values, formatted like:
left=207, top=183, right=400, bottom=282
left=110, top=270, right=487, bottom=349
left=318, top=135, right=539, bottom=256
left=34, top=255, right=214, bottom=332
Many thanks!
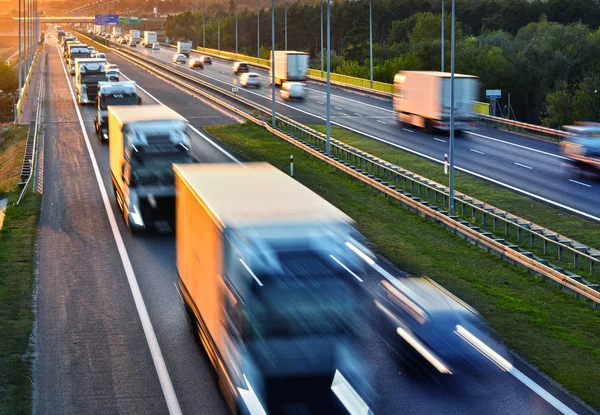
left=130, top=152, right=190, bottom=186
left=82, top=74, right=107, bottom=83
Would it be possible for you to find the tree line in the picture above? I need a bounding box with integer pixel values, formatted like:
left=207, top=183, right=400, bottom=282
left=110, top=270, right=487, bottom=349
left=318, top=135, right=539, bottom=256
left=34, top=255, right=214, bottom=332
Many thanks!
left=165, top=0, right=600, bottom=126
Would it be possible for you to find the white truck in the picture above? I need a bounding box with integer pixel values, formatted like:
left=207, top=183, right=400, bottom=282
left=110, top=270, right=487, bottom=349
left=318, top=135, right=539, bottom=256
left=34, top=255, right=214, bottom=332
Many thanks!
left=270, top=50, right=309, bottom=86
left=109, top=105, right=192, bottom=233
left=393, top=71, right=479, bottom=132
left=112, top=26, right=121, bottom=37
left=68, top=43, right=91, bottom=75
left=561, top=124, right=600, bottom=174
left=94, top=24, right=105, bottom=35
left=143, top=31, right=157, bottom=47
left=177, top=40, right=192, bottom=57
left=174, top=162, right=373, bottom=414
left=75, top=58, right=107, bottom=104
left=94, top=81, right=141, bottom=141
left=129, top=30, right=141, bottom=47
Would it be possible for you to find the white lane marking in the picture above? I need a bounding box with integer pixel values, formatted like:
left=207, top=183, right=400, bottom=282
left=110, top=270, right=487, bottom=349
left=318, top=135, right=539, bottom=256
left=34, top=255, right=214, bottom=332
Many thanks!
left=434, top=137, right=446, bottom=143
left=403, top=128, right=413, bottom=133
left=56, top=45, right=182, bottom=415
left=340, top=113, right=348, bottom=116
left=119, top=72, right=242, bottom=164
left=354, top=113, right=362, bottom=117
left=470, top=149, right=485, bottom=155
left=466, top=131, right=569, bottom=161
left=330, top=255, right=363, bottom=282
left=239, top=258, right=263, bottom=286
left=455, top=326, right=577, bottom=415
left=125, top=47, right=600, bottom=223
left=306, top=87, right=394, bottom=113
left=569, top=179, right=592, bottom=188
left=514, top=162, right=533, bottom=170
left=377, top=120, right=387, bottom=124
left=318, top=101, right=324, bottom=105
left=335, top=106, right=342, bottom=110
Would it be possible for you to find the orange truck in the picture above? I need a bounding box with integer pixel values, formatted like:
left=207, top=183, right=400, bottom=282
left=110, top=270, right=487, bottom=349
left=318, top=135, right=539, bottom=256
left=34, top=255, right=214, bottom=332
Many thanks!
left=174, top=162, right=374, bottom=414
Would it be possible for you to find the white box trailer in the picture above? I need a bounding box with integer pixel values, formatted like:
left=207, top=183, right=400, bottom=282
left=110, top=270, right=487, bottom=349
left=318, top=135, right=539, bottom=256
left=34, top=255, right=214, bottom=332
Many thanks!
left=270, top=50, right=309, bottom=86
left=94, top=24, right=105, bottom=34
left=112, top=27, right=121, bottom=37
left=177, top=41, right=192, bottom=57
left=393, top=71, right=479, bottom=132
left=143, top=31, right=157, bottom=46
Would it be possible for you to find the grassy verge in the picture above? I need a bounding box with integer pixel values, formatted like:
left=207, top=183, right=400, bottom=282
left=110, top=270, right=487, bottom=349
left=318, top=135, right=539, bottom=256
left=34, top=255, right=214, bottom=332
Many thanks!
left=0, top=124, right=41, bottom=415
left=0, top=125, right=28, bottom=194
left=308, top=125, right=600, bottom=282
left=206, top=122, right=600, bottom=411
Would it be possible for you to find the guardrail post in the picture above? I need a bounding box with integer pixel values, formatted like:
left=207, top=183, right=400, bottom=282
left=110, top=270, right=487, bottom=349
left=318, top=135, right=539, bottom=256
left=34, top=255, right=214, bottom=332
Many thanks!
left=574, top=253, right=578, bottom=270
left=505, top=221, right=509, bottom=236
left=558, top=246, right=563, bottom=262
left=517, top=227, right=521, bottom=243
left=591, top=261, right=595, bottom=275
left=483, top=212, right=486, bottom=226
left=530, top=233, right=535, bottom=250
left=493, top=216, right=497, bottom=230
left=544, top=239, right=548, bottom=255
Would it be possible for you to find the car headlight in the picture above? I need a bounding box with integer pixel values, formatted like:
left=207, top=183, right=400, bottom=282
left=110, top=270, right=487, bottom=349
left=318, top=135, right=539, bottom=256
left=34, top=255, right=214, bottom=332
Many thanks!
left=130, top=206, right=144, bottom=226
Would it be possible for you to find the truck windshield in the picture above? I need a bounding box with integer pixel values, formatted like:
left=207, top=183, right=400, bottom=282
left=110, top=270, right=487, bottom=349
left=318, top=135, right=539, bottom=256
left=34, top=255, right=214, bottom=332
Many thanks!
left=247, top=252, right=358, bottom=339
left=100, top=95, right=137, bottom=109
left=81, top=74, right=107, bottom=83
left=130, top=152, right=190, bottom=186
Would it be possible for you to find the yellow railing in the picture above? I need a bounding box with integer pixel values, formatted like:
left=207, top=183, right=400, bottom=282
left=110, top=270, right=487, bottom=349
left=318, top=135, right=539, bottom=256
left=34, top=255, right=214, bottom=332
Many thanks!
left=474, top=101, right=490, bottom=116
left=196, top=46, right=270, bottom=66
left=307, top=68, right=395, bottom=94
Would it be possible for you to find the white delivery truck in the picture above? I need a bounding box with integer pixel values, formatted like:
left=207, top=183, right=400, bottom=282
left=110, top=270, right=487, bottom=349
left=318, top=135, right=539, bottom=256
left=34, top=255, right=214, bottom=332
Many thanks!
left=75, top=58, right=107, bottom=104
left=177, top=40, right=192, bottom=57
left=68, top=44, right=91, bottom=75
left=174, top=162, right=373, bottom=414
left=270, top=50, right=309, bottom=86
left=112, top=26, right=121, bottom=37
left=94, top=24, right=105, bottom=35
left=109, top=105, right=192, bottom=233
left=129, top=30, right=141, bottom=47
left=393, top=71, right=479, bottom=132
left=143, top=31, right=157, bottom=47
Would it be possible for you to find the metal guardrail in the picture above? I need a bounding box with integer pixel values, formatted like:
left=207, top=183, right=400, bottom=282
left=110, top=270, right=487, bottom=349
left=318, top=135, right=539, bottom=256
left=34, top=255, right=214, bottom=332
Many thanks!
left=475, top=113, right=571, bottom=141
left=16, top=45, right=45, bottom=205
left=79, top=31, right=600, bottom=308
left=15, top=49, right=40, bottom=122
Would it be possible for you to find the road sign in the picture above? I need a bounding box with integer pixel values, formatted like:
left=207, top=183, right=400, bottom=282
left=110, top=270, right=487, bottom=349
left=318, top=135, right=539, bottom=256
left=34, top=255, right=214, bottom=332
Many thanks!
left=486, top=89, right=501, bottom=99
left=119, top=17, right=142, bottom=24
left=95, top=14, right=119, bottom=25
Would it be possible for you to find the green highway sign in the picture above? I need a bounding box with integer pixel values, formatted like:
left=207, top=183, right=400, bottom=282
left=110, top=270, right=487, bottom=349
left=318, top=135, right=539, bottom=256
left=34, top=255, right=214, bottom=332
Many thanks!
left=119, top=17, right=142, bottom=24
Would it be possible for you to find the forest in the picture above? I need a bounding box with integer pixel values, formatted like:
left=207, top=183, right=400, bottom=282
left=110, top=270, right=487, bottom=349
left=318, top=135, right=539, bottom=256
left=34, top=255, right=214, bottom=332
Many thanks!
left=164, top=0, right=600, bottom=126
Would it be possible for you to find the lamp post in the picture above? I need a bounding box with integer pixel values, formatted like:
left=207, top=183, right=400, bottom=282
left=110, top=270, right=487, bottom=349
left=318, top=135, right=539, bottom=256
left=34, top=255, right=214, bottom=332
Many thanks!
left=441, top=0, right=444, bottom=71
left=270, top=0, right=275, bottom=127
left=448, top=0, right=456, bottom=214
left=257, top=0, right=260, bottom=59
left=320, top=0, right=323, bottom=76
left=235, top=0, right=238, bottom=56
left=369, top=0, right=373, bottom=89
left=326, top=0, right=331, bottom=154
left=202, top=0, right=205, bottom=48
left=217, top=0, right=220, bottom=52
left=284, top=0, right=287, bottom=50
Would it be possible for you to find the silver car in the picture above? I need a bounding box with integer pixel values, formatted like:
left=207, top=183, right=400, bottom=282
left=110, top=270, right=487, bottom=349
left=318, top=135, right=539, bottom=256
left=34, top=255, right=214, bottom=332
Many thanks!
left=173, top=53, right=186, bottom=64
left=240, top=72, right=261, bottom=88
left=280, top=82, right=307, bottom=100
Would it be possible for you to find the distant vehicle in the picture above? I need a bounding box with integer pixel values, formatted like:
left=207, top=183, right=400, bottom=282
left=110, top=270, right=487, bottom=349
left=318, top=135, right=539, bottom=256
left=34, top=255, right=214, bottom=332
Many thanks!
left=94, top=81, right=140, bottom=142
left=188, top=58, right=204, bottom=69
left=152, top=42, right=160, bottom=50
left=92, top=52, right=106, bottom=60
left=393, top=71, right=479, bottom=133
left=142, top=31, right=157, bottom=47
left=270, top=50, right=309, bottom=86
left=173, top=53, right=186, bottom=64
left=174, top=162, right=373, bottom=414
left=87, top=46, right=95, bottom=54
left=232, top=61, right=249, bottom=74
left=280, top=81, right=306, bottom=100
left=105, top=63, right=119, bottom=81
left=68, top=44, right=91, bottom=75
left=201, top=55, right=212, bottom=65
left=240, top=72, right=261, bottom=88
left=177, top=41, right=192, bottom=57
left=75, top=58, right=107, bottom=104
left=108, top=105, right=192, bottom=233
left=561, top=124, right=600, bottom=175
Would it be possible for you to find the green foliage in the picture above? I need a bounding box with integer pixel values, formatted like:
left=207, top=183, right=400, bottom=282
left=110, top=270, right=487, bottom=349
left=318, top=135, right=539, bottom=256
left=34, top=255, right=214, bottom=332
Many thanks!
left=0, top=63, right=17, bottom=94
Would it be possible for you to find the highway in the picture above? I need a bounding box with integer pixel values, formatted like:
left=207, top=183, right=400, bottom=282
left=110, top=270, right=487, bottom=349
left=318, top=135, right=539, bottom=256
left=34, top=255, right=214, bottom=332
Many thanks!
left=31, top=36, right=594, bottom=414
left=117, top=41, right=600, bottom=222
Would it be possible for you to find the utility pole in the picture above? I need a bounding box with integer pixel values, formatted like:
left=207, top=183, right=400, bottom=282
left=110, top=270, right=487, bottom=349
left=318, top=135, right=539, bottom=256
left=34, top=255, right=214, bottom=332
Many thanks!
left=270, top=0, right=275, bottom=127
left=217, top=0, right=220, bottom=52
left=284, top=0, right=287, bottom=50
left=320, top=0, right=323, bottom=76
left=448, top=0, right=456, bottom=214
left=369, top=0, right=373, bottom=88
left=203, top=0, right=206, bottom=48
left=441, top=0, right=445, bottom=72
left=235, top=0, right=238, bottom=56
left=326, top=0, right=331, bottom=154
left=257, top=0, right=260, bottom=59
left=18, top=0, right=21, bottom=102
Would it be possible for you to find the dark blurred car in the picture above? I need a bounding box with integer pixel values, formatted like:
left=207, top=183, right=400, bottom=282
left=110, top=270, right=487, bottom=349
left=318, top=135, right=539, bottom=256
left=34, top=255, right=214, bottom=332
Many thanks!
left=201, top=55, right=212, bottom=65
left=188, top=58, right=204, bottom=69
left=233, top=61, right=249, bottom=74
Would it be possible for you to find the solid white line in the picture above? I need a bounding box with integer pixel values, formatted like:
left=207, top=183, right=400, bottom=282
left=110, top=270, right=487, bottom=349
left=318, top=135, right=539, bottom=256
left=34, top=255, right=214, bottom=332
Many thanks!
left=56, top=45, right=182, bottom=415
left=466, top=131, right=569, bottom=161
left=569, top=179, right=592, bottom=188
left=514, top=162, right=533, bottom=170
left=433, top=137, right=446, bottom=143
left=119, top=72, right=242, bottom=165
left=330, top=255, right=363, bottom=282
left=318, top=101, right=324, bottom=105
left=470, top=149, right=485, bottom=155
left=335, top=106, right=342, bottom=110
left=377, top=120, right=387, bottom=124
left=403, top=128, right=413, bottom=133
left=340, top=113, right=348, bottom=116
left=354, top=112, right=362, bottom=117
left=239, top=258, right=263, bottom=286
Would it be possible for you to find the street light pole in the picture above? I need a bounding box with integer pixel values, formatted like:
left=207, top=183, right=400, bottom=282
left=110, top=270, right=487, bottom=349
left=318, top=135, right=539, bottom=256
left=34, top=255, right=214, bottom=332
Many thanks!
left=326, top=0, right=331, bottom=155
left=257, top=0, right=260, bottom=59
left=284, top=0, right=287, bottom=50
left=270, top=0, right=275, bottom=127
left=18, top=0, right=21, bottom=101
left=320, top=0, right=323, bottom=76
left=448, top=0, right=456, bottom=214
left=369, top=0, right=373, bottom=89
left=235, top=0, right=238, bottom=56
left=217, top=0, right=220, bottom=52
left=203, top=0, right=205, bottom=48
left=441, top=0, right=444, bottom=71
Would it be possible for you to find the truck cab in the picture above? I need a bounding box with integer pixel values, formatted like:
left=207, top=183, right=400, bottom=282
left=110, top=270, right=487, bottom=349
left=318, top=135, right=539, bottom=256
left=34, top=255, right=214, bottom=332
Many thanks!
left=95, top=81, right=140, bottom=142
left=562, top=124, right=600, bottom=174
left=75, top=58, right=107, bottom=104
left=68, top=44, right=90, bottom=75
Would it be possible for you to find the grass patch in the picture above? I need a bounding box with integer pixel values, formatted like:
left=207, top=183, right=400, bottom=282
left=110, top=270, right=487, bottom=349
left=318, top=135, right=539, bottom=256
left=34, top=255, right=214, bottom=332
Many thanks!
left=0, top=124, right=41, bottom=415
left=206, top=122, right=600, bottom=411
left=307, top=124, right=600, bottom=282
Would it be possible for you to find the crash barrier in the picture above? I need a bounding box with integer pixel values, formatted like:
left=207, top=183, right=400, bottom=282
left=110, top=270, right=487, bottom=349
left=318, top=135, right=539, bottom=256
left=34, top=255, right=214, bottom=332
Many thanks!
left=16, top=45, right=45, bottom=205
left=15, top=49, right=40, bottom=122
left=475, top=113, right=570, bottom=141
left=77, top=30, right=600, bottom=308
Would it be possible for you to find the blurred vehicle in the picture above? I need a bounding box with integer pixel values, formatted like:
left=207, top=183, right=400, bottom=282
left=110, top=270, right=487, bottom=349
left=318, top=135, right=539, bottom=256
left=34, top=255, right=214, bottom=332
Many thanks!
left=393, top=71, right=479, bottom=133
left=188, top=58, right=204, bottom=69
left=129, top=30, right=141, bottom=46
left=87, top=46, right=95, bottom=54
left=240, top=72, right=261, bottom=88
left=142, top=31, right=157, bottom=47
left=233, top=61, right=249, bottom=74
left=105, top=63, right=119, bottom=81
left=109, top=105, right=192, bottom=233
left=177, top=40, right=192, bottom=57
left=561, top=124, right=600, bottom=174
left=95, top=81, right=140, bottom=142
left=374, top=275, right=502, bottom=377
left=270, top=50, right=309, bottom=86
left=75, top=58, right=107, bottom=104
left=68, top=44, right=91, bottom=75
left=152, top=42, right=160, bottom=50
left=173, top=54, right=186, bottom=64
left=280, top=82, right=306, bottom=100
left=174, top=162, right=374, bottom=414
left=201, top=55, right=212, bottom=65
left=92, top=52, right=106, bottom=60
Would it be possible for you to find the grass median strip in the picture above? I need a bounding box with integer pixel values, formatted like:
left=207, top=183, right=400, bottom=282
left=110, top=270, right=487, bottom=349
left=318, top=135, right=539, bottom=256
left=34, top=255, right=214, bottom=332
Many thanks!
left=206, top=122, right=600, bottom=410
left=308, top=124, right=600, bottom=283
left=0, top=124, right=41, bottom=415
